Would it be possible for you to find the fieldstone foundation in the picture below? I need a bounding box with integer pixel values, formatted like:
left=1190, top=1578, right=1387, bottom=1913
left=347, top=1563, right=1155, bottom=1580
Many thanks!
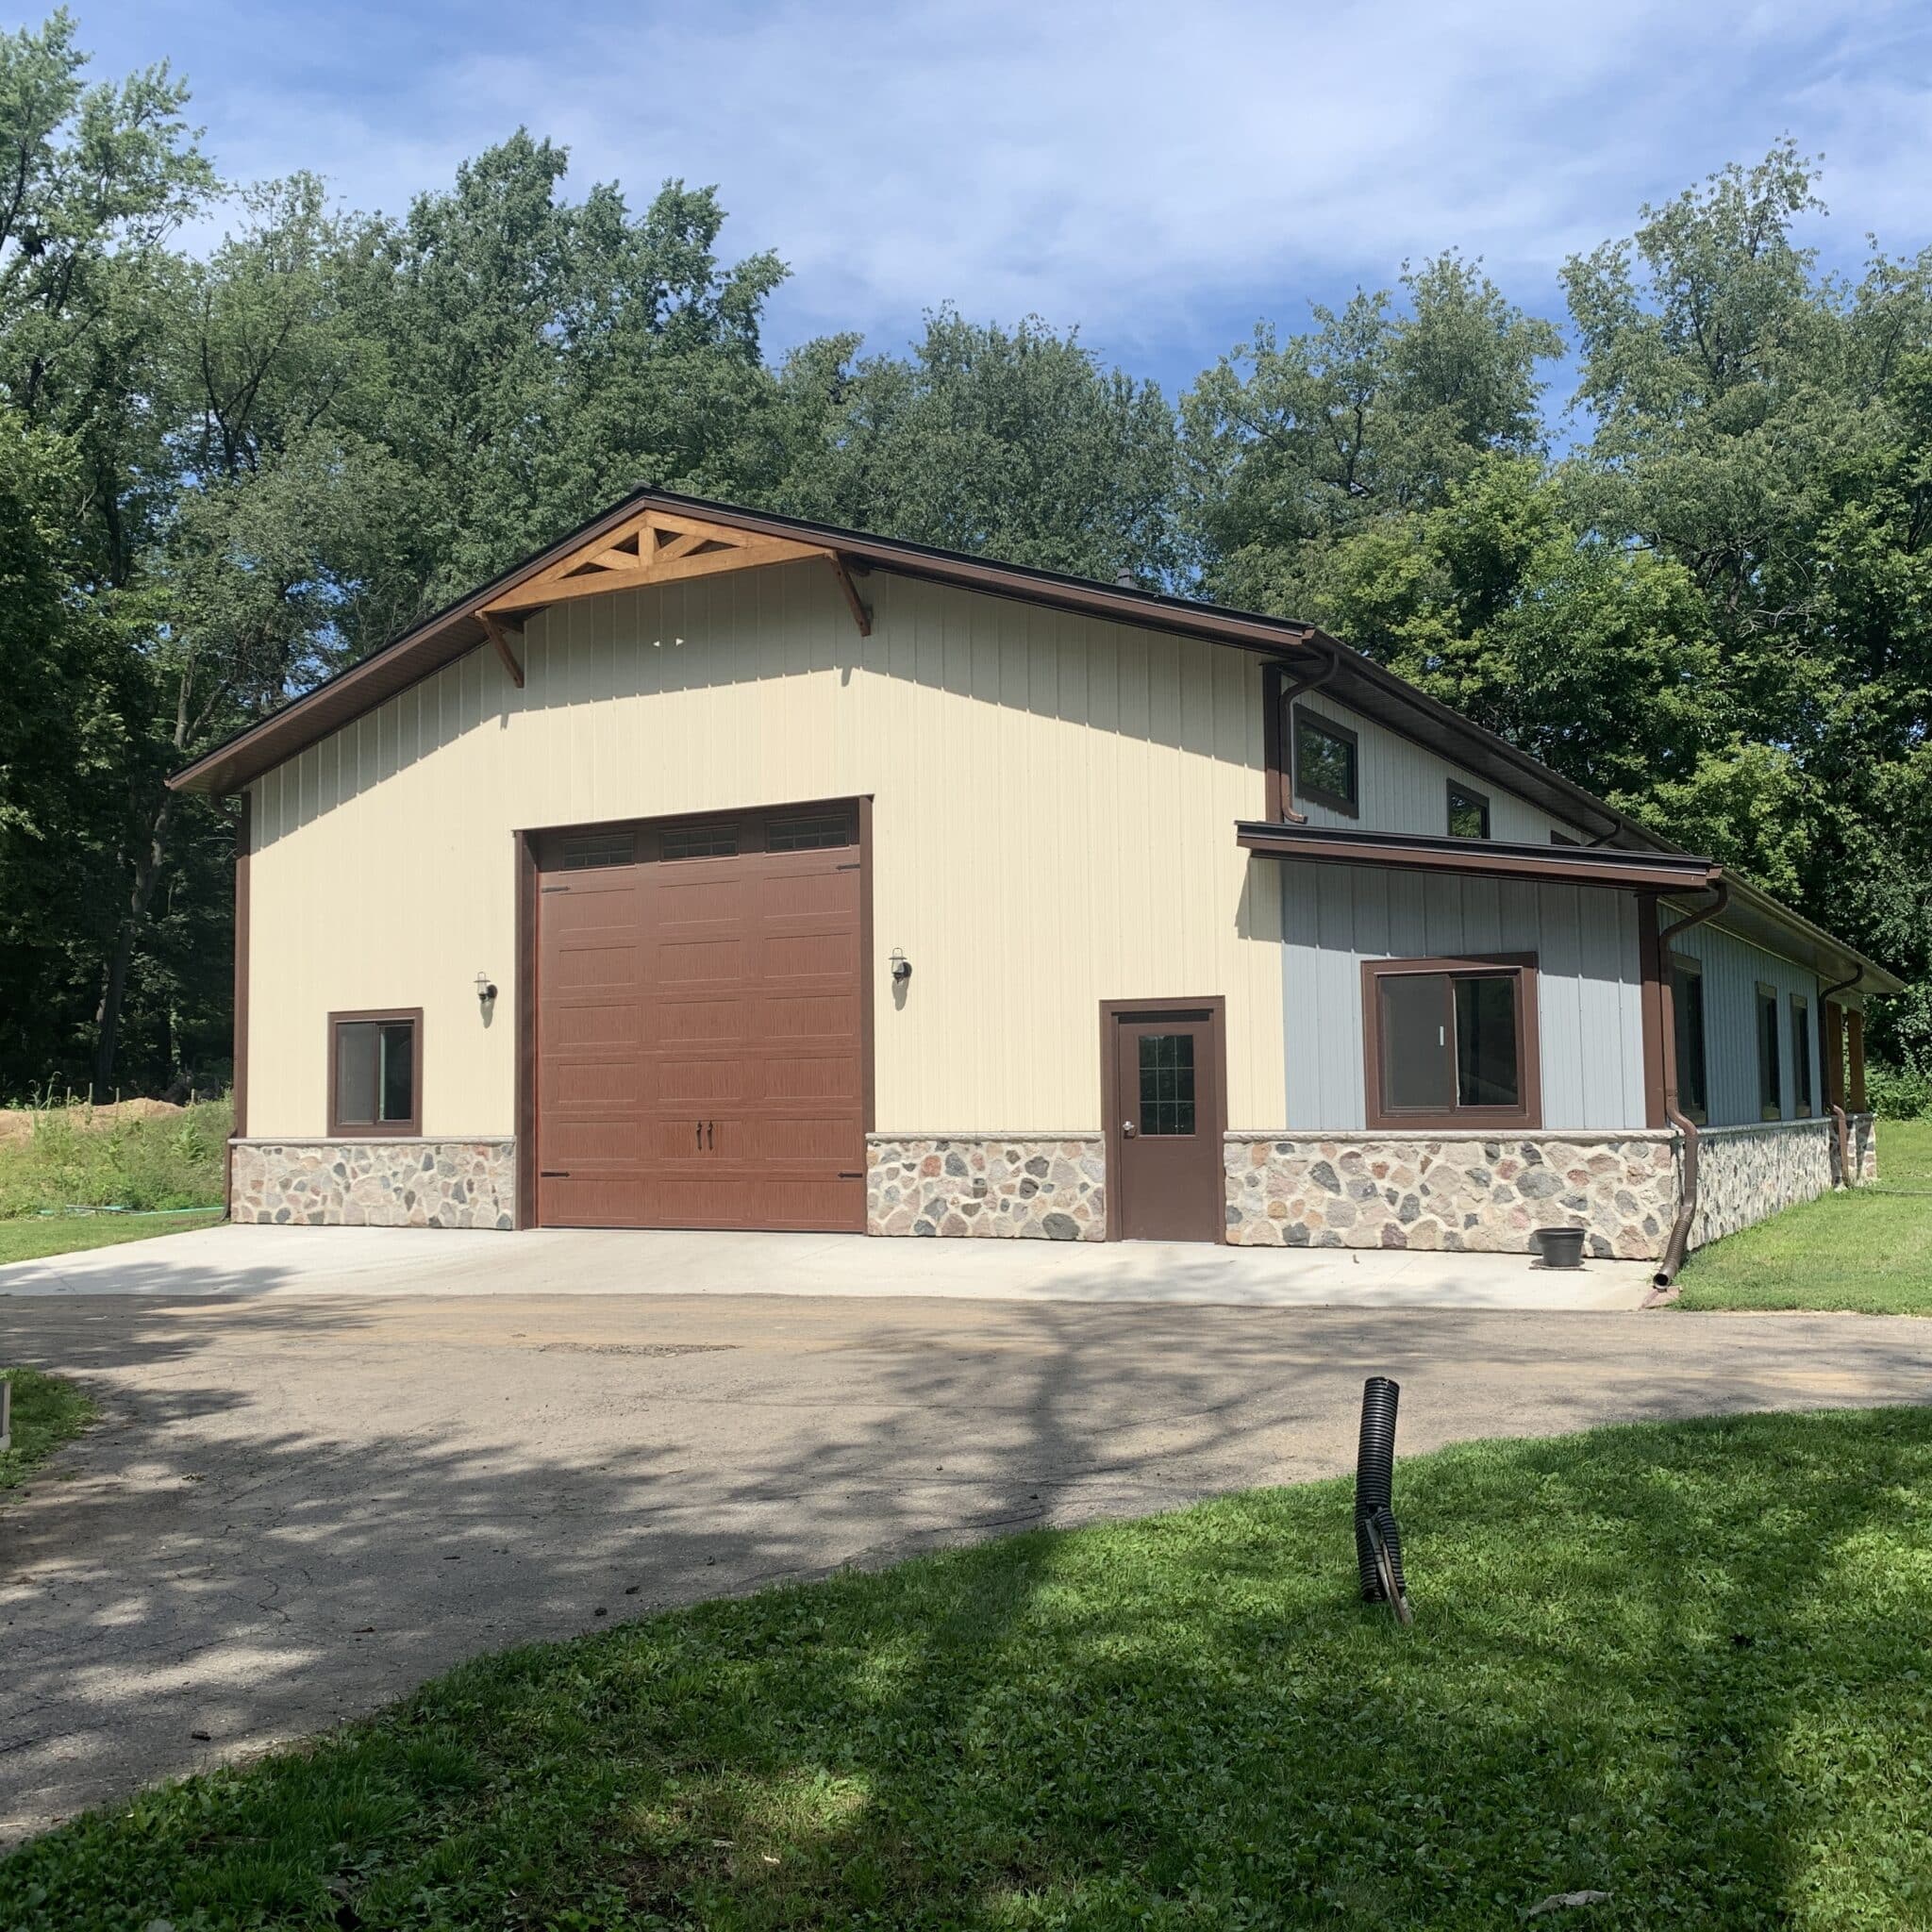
left=232, top=1139, right=516, bottom=1228
left=1688, top=1114, right=1877, bottom=1250
left=1224, top=1132, right=1680, bottom=1260
left=866, top=1135, right=1105, bottom=1240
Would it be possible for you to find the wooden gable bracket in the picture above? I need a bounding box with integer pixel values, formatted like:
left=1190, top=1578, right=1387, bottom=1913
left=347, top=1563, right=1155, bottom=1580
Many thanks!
left=478, top=610, right=525, bottom=689
left=475, top=508, right=871, bottom=636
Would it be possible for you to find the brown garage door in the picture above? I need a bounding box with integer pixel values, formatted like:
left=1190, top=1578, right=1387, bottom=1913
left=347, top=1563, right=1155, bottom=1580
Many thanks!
left=534, top=805, right=866, bottom=1230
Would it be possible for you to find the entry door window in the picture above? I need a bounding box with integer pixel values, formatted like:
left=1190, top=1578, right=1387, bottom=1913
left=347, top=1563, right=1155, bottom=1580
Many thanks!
left=1138, top=1034, right=1197, bottom=1136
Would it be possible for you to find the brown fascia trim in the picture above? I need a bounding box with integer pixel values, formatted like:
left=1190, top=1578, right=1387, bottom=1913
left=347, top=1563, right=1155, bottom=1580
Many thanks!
left=1690, top=873, right=1907, bottom=998
left=1236, top=821, right=1716, bottom=893
left=163, top=486, right=1662, bottom=856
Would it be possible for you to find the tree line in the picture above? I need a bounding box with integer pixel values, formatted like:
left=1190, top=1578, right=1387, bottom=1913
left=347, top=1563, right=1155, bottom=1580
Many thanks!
left=3, top=10, right=1929, bottom=1101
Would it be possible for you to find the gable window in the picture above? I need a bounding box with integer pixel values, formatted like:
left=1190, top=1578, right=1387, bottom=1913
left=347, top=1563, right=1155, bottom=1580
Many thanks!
left=1756, top=982, right=1783, bottom=1120
left=1791, top=993, right=1813, bottom=1117
left=1670, top=955, right=1707, bottom=1124
left=329, top=1009, right=422, bottom=1138
left=1361, top=955, right=1541, bottom=1130
left=1446, top=782, right=1491, bottom=841
left=1293, top=708, right=1359, bottom=816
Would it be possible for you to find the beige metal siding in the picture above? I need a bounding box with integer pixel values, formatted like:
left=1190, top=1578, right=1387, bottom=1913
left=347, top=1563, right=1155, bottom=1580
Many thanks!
left=1292, top=690, right=1588, bottom=842
left=245, top=565, right=1286, bottom=1139
left=1279, top=862, right=1649, bottom=1130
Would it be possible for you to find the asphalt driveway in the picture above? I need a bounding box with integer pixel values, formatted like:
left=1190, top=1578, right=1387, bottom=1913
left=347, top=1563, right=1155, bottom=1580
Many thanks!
left=2, top=1282, right=1929, bottom=1845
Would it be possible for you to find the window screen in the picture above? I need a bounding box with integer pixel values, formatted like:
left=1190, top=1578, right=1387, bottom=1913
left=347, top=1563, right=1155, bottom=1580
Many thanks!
left=1293, top=710, right=1358, bottom=812
left=1672, top=963, right=1707, bottom=1120
left=1757, top=985, right=1783, bottom=1120
left=333, top=1017, right=417, bottom=1132
left=1373, top=964, right=1529, bottom=1123
left=1447, top=783, right=1491, bottom=841
left=1792, top=997, right=1813, bottom=1115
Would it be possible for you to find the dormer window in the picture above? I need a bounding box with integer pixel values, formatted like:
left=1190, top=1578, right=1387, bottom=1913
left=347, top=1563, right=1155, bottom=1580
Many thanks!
left=1447, top=782, right=1491, bottom=841
left=1293, top=709, right=1359, bottom=816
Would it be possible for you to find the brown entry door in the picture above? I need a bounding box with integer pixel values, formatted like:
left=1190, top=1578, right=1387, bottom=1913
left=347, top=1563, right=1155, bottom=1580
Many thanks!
left=1107, top=1003, right=1226, bottom=1242
left=535, top=806, right=866, bottom=1231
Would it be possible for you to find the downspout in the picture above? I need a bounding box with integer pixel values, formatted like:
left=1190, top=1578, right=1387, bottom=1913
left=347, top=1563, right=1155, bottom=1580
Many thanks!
left=1653, top=876, right=1731, bottom=1290
left=1270, top=644, right=1339, bottom=824
left=1818, top=964, right=1865, bottom=1188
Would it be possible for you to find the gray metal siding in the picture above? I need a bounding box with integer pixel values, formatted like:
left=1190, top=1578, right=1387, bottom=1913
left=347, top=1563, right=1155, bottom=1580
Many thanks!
left=1279, top=862, right=1649, bottom=1131
left=1292, top=691, right=1589, bottom=842
left=1667, top=920, right=1824, bottom=1128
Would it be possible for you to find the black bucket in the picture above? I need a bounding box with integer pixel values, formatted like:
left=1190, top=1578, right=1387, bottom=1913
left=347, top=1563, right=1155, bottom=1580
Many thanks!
left=1534, top=1225, right=1588, bottom=1270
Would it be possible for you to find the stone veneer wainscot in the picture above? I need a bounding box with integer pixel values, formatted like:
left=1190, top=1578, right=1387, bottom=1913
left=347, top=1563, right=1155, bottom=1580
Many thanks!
left=1224, top=1131, right=1680, bottom=1259
left=232, top=1139, right=517, bottom=1228
left=866, top=1135, right=1105, bottom=1240
left=1687, top=1114, right=1878, bottom=1251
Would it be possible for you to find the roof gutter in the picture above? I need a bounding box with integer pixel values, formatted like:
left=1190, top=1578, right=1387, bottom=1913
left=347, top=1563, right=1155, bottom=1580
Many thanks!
left=1652, top=878, right=1732, bottom=1291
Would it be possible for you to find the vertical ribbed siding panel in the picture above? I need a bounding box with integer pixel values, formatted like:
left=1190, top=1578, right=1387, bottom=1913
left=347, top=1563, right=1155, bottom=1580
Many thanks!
left=1667, top=920, right=1824, bottom=1128
left=1291, top=688, right=1585, bottom=842
left=242, top=565, right=1286, bottom=1138
left=1278, top=862, right=1648, bottom=1132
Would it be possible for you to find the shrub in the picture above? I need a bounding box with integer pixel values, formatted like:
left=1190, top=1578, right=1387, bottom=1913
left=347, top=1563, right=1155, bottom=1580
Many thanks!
left=1865, top=1060, right=1932, bottom=1121
left=0, top=1098, right=232, bottom=1218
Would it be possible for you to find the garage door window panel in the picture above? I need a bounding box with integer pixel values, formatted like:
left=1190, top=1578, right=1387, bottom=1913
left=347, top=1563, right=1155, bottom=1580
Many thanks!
left=329, top=1009, right=422, bottom=1137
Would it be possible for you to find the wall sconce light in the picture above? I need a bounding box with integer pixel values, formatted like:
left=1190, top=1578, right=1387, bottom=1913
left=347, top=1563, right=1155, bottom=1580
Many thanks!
left=889, top=948, right=912, bottom=984
left=475, top=971, right=498, bottom=1006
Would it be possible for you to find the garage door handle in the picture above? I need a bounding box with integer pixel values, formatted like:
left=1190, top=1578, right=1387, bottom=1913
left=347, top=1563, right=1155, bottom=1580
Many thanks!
left=695, top=1122, right=702, bottom=1152
left=707, top=1120, right=715, bottom=1150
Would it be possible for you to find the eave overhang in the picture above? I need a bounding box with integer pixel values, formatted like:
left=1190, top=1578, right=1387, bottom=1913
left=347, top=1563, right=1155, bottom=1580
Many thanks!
left=1239, top=822, right=1907, bottom=997
left=1235, top=822, right=1716, bottom=893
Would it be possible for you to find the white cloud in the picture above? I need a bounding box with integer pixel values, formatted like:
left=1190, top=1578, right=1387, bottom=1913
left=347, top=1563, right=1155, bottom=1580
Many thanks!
left=82, top=0, right=1932, bottom=374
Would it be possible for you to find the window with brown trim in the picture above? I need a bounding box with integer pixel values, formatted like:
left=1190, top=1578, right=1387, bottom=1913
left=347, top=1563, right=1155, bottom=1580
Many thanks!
left=1446, top=781, right=1491, bottom=841
left=1791, top=993, right=1813, bottom=1117
left=1756, top=982, right=1783, bottom=1120
left=1361, top=955, right=1541, bottom=1130
left=328, top=1008, right=422, bottom=1137
left=1293, top=708, right=1359, bottom=815
left=1670, top=954, right=1707, bottom=1124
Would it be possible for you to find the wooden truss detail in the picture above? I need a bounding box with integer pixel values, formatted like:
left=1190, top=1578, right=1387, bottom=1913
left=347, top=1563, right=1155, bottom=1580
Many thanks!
left=476, top=509, right=868, bottom=633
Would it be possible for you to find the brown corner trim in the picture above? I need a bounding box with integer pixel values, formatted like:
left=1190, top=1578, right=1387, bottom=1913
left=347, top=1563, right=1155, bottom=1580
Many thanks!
left=1638, top=895, right=1668, bottom=1130
left=514, top=830, right=539, bottom=1229
left=1359, top=954, right=1542, bottom=1132
left=227, top=791, right=252, bottom=1211
left=858, top=795, right=877, bottom=1141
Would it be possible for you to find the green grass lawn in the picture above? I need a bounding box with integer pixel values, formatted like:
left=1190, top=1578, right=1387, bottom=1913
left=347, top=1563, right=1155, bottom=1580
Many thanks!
left=0, top=1208, right=225, bottom=1267
left=0, top=1365, right=96, bottom=1491
left=1677, top=1118, right=1932, bottom=1314
left=5, top=1409, right=1930, bottom=1929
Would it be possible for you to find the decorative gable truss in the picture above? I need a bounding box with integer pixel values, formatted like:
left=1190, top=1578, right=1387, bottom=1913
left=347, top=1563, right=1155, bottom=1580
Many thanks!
left=475, top=508, right=872, bottom=685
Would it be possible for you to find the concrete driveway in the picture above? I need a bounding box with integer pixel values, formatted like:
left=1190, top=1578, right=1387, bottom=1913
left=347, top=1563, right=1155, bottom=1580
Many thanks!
left=4, top=1268, right=1930, bottom=1847
left=0, top=1222, right=1657, bottom=1308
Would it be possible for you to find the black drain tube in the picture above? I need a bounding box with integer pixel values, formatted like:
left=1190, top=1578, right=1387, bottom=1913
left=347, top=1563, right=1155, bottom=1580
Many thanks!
left=1354, top=1375, right=1407, bottom=1603
left=1654, top=879, right=1730, bottom=1290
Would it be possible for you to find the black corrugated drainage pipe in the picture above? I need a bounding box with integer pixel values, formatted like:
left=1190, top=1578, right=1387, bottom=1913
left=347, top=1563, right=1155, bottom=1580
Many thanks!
left=1654, top=878, right=1732, bottom=1290
left=1354, top=1375, right=1408, bottom=1609
left=1819, top=965, right=1865, bottom=1187
left=1272, top=644, right=1340, bottom=824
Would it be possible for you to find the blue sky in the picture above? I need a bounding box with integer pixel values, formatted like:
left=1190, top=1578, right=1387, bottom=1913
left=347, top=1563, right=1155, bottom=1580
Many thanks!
left=74, top=1, right=1932, bottom=413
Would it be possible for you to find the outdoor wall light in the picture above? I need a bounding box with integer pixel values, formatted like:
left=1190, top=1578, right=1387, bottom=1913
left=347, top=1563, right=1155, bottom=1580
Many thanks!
left=475, top=972, right=498, bottom=1006
left=890, top=949, right=912, bottom=983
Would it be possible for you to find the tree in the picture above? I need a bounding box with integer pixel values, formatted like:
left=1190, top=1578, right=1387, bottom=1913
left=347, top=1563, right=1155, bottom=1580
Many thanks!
left=1181, top=254, right=1562, bottom=612
left=772, top=309, right=1181, bottom=582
